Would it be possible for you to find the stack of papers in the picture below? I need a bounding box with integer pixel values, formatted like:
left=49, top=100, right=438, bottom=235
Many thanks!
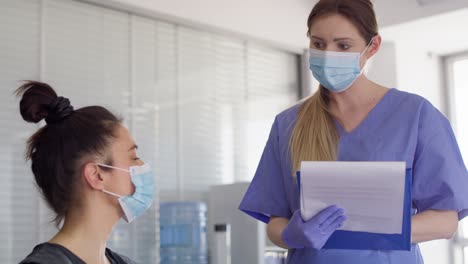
left=300, top=161, right=406, bottom=235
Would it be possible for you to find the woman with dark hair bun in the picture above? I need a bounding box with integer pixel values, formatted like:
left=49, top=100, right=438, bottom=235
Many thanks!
left=17, top=81, right=154, bottom=264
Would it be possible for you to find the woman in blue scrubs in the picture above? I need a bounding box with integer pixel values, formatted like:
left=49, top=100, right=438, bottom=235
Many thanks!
left=239, top=0, right=468, bottom=263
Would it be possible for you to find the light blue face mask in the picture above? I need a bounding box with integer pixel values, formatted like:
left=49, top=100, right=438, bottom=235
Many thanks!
left=309, top=41, right=372, bottom=93
left=98, top=163, right=155, bottom=223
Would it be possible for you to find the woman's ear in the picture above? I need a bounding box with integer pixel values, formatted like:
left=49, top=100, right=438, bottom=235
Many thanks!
left=82, top=162, right=105, bottom=191
left=367, top=35, right=382, bottom=59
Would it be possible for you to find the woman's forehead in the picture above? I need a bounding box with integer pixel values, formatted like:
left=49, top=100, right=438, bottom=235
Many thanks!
left=309, top=14, right=362, bottom=41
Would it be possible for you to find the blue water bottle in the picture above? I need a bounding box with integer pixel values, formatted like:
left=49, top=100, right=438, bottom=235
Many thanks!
left=160, top=202, right=208, bottom=264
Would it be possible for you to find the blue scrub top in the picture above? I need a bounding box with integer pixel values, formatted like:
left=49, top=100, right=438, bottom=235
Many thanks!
left=239, top=88, right=468, bottom=264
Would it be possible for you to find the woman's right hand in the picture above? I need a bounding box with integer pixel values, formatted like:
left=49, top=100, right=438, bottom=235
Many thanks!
left=281, top=205, right=347, bottom=249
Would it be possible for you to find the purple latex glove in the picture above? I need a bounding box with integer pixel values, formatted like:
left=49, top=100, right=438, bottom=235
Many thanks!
left=281, top=205, right=347, bottom=249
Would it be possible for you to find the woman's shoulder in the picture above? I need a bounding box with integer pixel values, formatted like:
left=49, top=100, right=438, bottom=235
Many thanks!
left=274, top=102, right=302, bottom=127
left=390, top=88, right=435, bottom=110
left=18, top=243, right=82, bottom=264
left=391, top=88, right=447, bottom=122
left=19, top=243, right=136, bottom=264
left=106, top=248, right=137, bottom=264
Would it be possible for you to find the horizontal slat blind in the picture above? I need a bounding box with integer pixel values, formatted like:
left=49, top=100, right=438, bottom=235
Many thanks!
left=0, top=1, right=41, bottom=263
left=0, top=1, right=300, bottom=263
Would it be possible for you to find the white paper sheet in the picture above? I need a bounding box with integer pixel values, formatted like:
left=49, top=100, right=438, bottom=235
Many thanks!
left=300, top=161, right=406, bottom=234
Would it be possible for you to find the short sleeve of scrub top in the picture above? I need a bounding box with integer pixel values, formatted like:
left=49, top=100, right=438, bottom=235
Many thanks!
left=412, top=100, right=468, bottom=219
left=239, top=117, right=292, bottom=223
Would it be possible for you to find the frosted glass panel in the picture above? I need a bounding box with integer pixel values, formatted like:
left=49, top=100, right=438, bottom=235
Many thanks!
left=0, top=1, right=300, bottom=263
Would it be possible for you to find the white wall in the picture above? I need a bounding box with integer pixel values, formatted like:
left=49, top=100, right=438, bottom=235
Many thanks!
left=419, top=240, right=452, bottom=264
left=382, top=7, right=468, bottom=112
left=367, top=42, right=398, bottom=89
left=392, top=41, right=444, bottom=110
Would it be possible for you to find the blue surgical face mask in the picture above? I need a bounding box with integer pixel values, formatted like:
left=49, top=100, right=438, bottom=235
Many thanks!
left=98, top=163, right=155, bottom=223
left=309, top=41, right=372, bottom=93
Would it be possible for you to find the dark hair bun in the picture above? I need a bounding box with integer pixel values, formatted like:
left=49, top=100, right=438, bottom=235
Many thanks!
left=16, top=80, right=120, bottom=226
left=45, top=96, right=74, bottom=124
left=16, top=81, right=73, bottom=124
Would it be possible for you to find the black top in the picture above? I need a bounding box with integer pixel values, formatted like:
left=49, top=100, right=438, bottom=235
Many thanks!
left=19, top=243, right=136, bottom=264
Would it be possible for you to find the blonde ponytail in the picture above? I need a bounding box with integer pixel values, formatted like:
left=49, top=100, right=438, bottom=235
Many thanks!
left=289, top=86, right=339, bottom=175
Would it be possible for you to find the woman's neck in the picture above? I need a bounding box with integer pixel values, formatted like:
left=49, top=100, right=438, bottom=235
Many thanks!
left=328, top=76, right=389, bottom=132
left=49, top=202, right=121, bottom=264
left=329, top=77, right=379, bottom=109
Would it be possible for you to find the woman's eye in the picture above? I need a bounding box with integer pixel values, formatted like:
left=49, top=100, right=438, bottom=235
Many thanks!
left=314, top=42, right=325, bottom=49
left=339, top=43, right=351, bottom=50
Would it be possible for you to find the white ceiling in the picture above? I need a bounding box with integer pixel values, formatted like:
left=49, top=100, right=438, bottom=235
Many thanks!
left=374, top=0, right=468, bottom=27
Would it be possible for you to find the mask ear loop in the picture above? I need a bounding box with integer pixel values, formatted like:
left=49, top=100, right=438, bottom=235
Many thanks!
left=359, top=37, right=376, bottom=75
left=360, top=37, right=375, bottom=57
left=103, top=189, right=123, bottom=198
left=97, top=163, right=130, bottom=172
left=96, top=163, right=130, bottom=198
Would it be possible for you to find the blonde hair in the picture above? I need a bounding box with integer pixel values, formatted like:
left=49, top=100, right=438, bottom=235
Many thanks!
left=289, top=86, right=339, bottom=174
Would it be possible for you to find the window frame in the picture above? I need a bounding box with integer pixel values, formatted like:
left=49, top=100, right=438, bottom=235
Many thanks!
left=443, top=50, right=468, bottom=264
